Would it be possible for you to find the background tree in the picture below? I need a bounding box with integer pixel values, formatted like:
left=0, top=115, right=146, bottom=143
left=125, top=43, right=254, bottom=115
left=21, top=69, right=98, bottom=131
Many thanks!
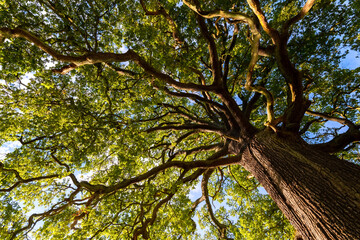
left=0, top=0, right=359, bottom=239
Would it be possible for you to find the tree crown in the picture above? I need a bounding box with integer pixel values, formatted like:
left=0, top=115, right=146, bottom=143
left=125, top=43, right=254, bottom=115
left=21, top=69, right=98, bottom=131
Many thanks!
left=0, top=0, right=359, bottom=239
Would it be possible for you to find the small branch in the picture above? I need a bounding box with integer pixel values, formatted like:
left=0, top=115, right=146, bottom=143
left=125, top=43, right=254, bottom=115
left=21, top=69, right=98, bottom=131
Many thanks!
left=299, top=118, right=322, bottom=135
left=202, top=169, right=232, bottom=239
left=146, top=123, right=225, bottom=135
left=281, top=0, right=316, bottom=39
left=169, top=143, right=224, bottom=162
left=104, top=63, right=137, bottom=77
left=163, top=103, right=221, bottom=128
left=191, top=195, right=205, bottom=210
left=0, top=164, right=59, bottom=192
left=194, top=10, right=223, bottom=86
left=19, top=135, right=47, bottom=145
left=160, top=86, right=240, bottom=130
left=222, top=24, right=239, bottom=84
left=160, top=86, right=226, bottom=112
left=10, top=188, right=81, bottom=240
left=140, top=0, right=185, bottom=46
left=50, top=152, right=71, bottom=172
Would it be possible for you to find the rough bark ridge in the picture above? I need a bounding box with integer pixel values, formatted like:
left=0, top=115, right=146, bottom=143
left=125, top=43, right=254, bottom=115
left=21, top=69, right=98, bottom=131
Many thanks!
left=237, top=130, right=360, bottom=239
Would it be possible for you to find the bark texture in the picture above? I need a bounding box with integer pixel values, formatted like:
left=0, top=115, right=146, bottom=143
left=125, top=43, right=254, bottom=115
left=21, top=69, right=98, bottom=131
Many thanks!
left=237, top=130, right=360, bottom=239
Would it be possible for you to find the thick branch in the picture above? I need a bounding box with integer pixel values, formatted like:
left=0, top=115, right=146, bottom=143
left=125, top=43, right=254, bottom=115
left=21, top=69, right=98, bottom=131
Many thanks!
left=244, top=0, right=309, bottom=132
left=245, top=0, right=280, bottom=43
left=68, top=152, right=241, bottom=193
left=244, top=31, right=277, bottom=128
left=183, top=0, right=254, bottom=27
left=307, top=106, right=360, bottom=153
left=0, top=27, right=215, bottom=92
left=311, top=127, right=360, bottom=153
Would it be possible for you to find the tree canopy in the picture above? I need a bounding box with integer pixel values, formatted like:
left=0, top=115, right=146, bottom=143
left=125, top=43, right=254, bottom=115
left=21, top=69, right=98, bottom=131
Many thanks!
left=0, top=0, right=359, bottom=239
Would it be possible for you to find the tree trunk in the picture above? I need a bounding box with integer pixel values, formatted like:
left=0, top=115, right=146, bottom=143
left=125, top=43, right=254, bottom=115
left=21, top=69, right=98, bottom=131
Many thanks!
left=237, top=129, right=360, bottom=239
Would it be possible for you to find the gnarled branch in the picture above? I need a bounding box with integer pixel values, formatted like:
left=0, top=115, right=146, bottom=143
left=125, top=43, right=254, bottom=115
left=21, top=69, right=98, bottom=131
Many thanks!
left=0, top=27, right=215, bottom=92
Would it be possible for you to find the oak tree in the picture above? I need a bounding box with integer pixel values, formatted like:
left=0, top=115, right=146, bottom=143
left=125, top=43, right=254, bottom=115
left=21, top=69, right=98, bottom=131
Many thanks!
left=1, top=0, right=360, bottom=239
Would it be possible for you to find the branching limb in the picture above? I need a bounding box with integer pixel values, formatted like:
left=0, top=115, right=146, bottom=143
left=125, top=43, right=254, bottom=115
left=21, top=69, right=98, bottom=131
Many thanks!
left=133, top=192, right=174, bottom=240
left=244, top=30, right=278, bottom=130
left=139, top=0, right=185, bottom=46
left=18, top=131, right=69, bottom=145
left=160, top=86, right=226, bottom=112
left=50, top=151, right=71, bottom=172
left=104, top=63, right=137, bottom=77
left=132, top=168, right=197, bottom=239
left=281, top=0, right=317, bottom=40
left=0, top=27, right=215, bottom=92
left=182, top=0, right=255, bottom=28
left=37, top=0, right=93, bottom=50
left=306, top=110, right=357, bottom=128
left=222, top=24, right=239, bottom=85
left=162, top=103, right=216, bottom=126
left=160, top=86, right=240, bottom=130
left=5, top=141, right=238, bottom=238
left=146, top=123, right=225, bottom=135
left=306, top=110, right=360, bottom=153
left=0, top=164, right=59, bottom=192
left=191, top=195, right=205, bottom=211
left=299, top=118, right=323, bottom=135
left=64, top=151, right=241, bottom=194
left=244, top=0, right=311, bottom=133
left=311, top=127, right=360, bottom=153
left=202, top=169, right=233, bottom=240
left=189, top=67, right=213, bottom=101
left=10, top=187, right=81, bottom=240
left=168, top=143, right=224, bottom=162
left=211, top=168, right=225, bottom=199
left=245, top=0, right=280, bottom=43
left=182, top=1, right=259, bottom=135
left=190, top=0, right=222, bottom=86
left=183, top=0, right=254, bottom=87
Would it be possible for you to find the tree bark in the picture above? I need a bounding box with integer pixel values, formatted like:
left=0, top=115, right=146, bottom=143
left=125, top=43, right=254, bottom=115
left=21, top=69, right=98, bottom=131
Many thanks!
left=236, top=129, right=360, bottom=239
